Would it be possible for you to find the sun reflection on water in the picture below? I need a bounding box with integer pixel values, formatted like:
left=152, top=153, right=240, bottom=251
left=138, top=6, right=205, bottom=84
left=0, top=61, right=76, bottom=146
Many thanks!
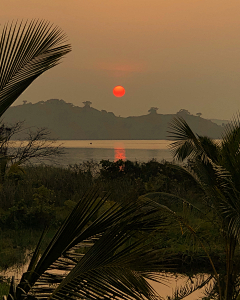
left=114, top=141, right=126, bottom=161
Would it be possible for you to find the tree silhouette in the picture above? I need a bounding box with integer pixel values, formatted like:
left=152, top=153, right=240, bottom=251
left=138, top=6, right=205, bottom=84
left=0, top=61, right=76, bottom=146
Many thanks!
left=148, top=107, right=158, bottom=114
left=83, top=101, right=92, bottom=107
left=196, top=112, right=202, bottom=117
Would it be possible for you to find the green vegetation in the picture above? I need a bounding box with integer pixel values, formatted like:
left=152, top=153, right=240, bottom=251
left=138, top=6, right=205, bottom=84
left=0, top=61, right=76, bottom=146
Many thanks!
left=3, top=187, right=179, bottom=300
left=0, top=281, right=9, bottom=299
left=0, top=159, right=201, bottom=231
left=0, top=159, right=227, bottom=274
left=138, top=116, right=240, bottom=299
left=1, top=156, right=235, bottom=299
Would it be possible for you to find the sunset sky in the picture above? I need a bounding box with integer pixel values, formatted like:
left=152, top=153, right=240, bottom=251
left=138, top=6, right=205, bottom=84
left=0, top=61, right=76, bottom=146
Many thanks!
left=1, top=0, right=240, bottom=119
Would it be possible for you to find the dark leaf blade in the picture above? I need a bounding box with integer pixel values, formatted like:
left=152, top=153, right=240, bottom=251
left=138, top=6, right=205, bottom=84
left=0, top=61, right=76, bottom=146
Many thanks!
left=168, top=117, right=202, bottom=161
left=0, top=19, right=71, bottom=116
left=47, top=214, right=172, bottom=300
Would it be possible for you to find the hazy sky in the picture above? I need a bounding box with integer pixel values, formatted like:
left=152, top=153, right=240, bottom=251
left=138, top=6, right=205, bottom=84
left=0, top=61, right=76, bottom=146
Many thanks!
left=1, top=0, right=240, bottom=119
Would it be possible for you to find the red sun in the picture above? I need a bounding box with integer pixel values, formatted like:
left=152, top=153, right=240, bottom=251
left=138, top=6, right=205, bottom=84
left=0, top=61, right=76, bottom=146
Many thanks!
left=113, top=85, right=125, bottom=97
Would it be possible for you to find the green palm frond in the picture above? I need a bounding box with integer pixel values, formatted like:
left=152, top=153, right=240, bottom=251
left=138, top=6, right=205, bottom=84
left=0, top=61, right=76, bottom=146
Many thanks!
left=217, top=188, right=240, bottom=243
left=140, top=195, right=223, bottom=298
left=0, top=20, right=71, bottom=116
left=189, top=159, right=240, bottom=242
left=168, top=117, right=240, bottom=225
left=8, top=189, right=176, bottom=300
left=42, top=221, right=170, bottom=300
left=18, top=189, right=114, bottom=294
left=164, top=115, right=240, bottom=298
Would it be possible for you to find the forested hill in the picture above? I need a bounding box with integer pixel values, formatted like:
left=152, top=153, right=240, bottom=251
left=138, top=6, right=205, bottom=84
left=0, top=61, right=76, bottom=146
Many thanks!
left=3, top=99, right=224, bottom=140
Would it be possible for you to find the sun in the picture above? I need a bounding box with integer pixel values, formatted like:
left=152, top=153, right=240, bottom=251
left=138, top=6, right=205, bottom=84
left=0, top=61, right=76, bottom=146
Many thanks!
left=113, top=85, right=125, bottom=97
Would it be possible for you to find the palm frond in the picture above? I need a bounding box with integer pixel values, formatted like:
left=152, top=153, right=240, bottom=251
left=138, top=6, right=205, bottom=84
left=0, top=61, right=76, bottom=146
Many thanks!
left=168, top=117, right=200, bottom=161
left=221, top=113, right=240, bottom=187
left=12, top=189, right=176, bottom=300
left=17, top=189, right=113, bottom=294
left=42, top=221, right=171, bottom=300
left=140, top=191, right=211, bottom=223
left=148, top=197, right=225, bottom=298
left=197, top=135, right=221, bottom=163
left=217, top=189, right=240, bottom=243
left=162, top=115, right=240, bottom=298
left=168, top=117, right=216, bottom=164
left=0, top=20, right=71, bottom=116
left=168, top=117, right=234, bottom=220
left=169, top=274, right=215, bottom=300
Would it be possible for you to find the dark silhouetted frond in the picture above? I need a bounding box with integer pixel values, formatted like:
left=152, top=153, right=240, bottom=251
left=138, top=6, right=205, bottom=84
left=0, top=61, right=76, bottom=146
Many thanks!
left=168, top=117, right=211, bottom=164
left=7, top=189, right=177, bottom=300
left=169, top=274, right=215, bottom=300
left=0, top=20, right=71, bottom=116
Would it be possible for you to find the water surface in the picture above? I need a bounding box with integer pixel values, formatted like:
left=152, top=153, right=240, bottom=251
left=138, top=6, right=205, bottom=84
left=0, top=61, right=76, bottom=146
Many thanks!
left=0, top=259, right=211, bottom=300
left=54, top=140, right=174, bottom=166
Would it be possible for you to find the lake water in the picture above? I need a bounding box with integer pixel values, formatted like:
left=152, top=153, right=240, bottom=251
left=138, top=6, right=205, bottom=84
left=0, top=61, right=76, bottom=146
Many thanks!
left=1, top=257, right=212, bottom=300
left=53, top=140, right=174, bottom=166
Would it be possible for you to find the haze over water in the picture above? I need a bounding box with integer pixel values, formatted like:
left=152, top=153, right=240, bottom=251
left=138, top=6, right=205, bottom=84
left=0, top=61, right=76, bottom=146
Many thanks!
left=57, top=140, right=174, bottom=166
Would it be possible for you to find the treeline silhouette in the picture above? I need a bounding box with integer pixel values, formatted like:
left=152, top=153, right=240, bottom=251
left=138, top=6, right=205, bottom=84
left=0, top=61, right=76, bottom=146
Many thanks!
left=3, top=99, right=224, bottom=140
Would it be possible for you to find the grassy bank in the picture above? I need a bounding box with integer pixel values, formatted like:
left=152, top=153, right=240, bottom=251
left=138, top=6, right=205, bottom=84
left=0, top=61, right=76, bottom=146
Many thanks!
left=0, top=228, right=57, bottom=271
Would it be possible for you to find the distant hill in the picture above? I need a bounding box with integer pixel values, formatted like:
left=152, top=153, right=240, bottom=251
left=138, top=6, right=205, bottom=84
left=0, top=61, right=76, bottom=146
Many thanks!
left=210, top=119, right=229, bottom=126
left=2, top=99, right=224, bottom=140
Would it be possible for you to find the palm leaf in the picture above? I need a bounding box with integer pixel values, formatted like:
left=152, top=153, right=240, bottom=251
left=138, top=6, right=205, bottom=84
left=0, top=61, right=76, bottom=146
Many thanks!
left=194, top=161, right=240, bottom=240
left=169, top=274, right=214, bottom=300
left=140, top=195, right=223, bottom=298
left=197, top=135, right=221, bottom=163
left=140, top=191, right=210, bottom=222
left=0, top=20, right=71, bottom=116
left=11, top=189, right=176, bottom=300
left=221, top=114, right=240, bottom=188
left=43, top=221, right=171, bottom=300
left=168, top=117, right=220, bottom=164
left=168, top=117, right=202, bottom=162
left=168, top=117, right=240, bottom=229
left=165, top=115, right=240, bottom=298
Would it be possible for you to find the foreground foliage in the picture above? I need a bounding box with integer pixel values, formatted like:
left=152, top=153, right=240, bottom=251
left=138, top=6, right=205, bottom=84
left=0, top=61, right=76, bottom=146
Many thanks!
left=140, top=116, right=240, bottom=299
left=0, top=282, right=9, bottom=299
left=0, top=19, right=71, bottom=117
left=0, top=159, right=228, bottom=299
left=3, top=188, right=176, bottom=300
left=0, top=159, right=201, bottom=229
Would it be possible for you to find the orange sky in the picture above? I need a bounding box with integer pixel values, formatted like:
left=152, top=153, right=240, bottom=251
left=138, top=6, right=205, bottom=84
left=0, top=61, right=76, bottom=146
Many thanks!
left=1, top=0, right=240, bottom=119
